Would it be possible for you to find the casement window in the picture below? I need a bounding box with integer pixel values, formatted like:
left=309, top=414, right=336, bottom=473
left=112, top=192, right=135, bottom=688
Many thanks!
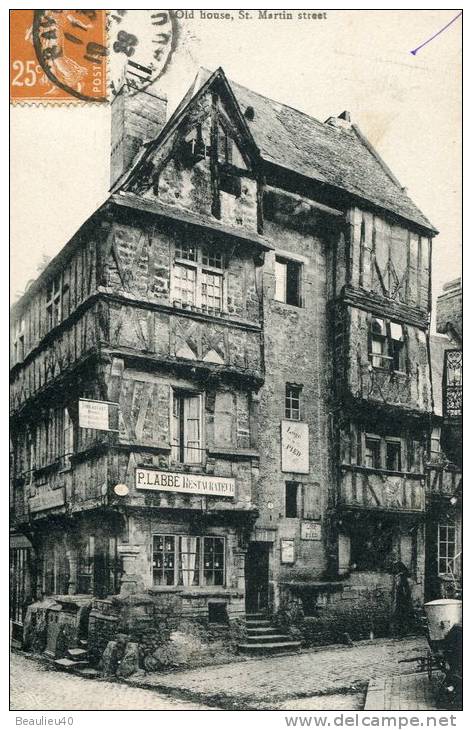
left=365, top=436, right=381, bottom=469
left=370, top=318, right=389, bottom=368
left=285, top=383, right=302, bottom=420
left=46, top=274, right=70, bottom=331
left=274, top=257, right=302, bottom=307
left=285, top=481, right=300, bottom=518
left=12, top=317, right=25, bottom=364
left=152, top=535, right=225, bottom=587
left=363, top=433, right=404, bottom=472
left=369, top=318, right=406, bottom=371
left=172, top=243, right=225, bottom=311
left=171, top=392, right=203, bottom=464
left=438, top=523, right=457, bottom=576
left=386, top=439, right=402, bottom=471
left=430, top=426, right=441, bottom=462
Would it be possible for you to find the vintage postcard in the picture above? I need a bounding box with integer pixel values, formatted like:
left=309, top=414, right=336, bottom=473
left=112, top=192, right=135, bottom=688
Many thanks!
left=9, top=7, right=462, bottom=719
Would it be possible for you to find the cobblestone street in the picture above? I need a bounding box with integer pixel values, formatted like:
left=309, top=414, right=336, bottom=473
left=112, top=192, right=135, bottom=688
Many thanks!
left=11, top=637, right=429, bottom=711
left=129, top=636, right=428, bottom=710
left=10, top=652, right=213, bottom=711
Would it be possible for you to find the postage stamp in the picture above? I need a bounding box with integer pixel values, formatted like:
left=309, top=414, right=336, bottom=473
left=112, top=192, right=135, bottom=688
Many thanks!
left=10, top=10, right=107, bottom=103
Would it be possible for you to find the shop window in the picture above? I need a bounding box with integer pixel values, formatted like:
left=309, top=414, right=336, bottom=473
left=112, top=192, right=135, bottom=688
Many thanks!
left=438, top=523, right=457, bottom=576
left=365, top=436, right=381, bottom=469
left=152, top=535, right=226, bottom=587
left=386, top=440, right=402, bottom=471
left=285, top=383, right=301, bottom=420
left=152, top=535, right=176, bottom=586
left=203, top=537, right=225, bottom=586
left=274, top=257, right=302, bottom=307
left=285, top=482, right=299, bottom=518
left=171, top=391, right=203, bottom=464
left=172, top=242, right=225, bottom=311
left=350, top=521, right=393, bottom=571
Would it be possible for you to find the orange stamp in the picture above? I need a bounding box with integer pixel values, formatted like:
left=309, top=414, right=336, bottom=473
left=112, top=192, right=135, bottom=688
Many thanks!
left=10, top=10, right=107, bottom=103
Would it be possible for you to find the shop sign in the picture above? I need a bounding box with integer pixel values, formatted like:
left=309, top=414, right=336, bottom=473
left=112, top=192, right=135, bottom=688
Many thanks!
left=135, top=468, right=235, bottom=498
left=280, top=538, right=295, bottom=564
left=281, top=420, right=309, bottom=473
left=29, top=488, right=65, bottom=513
left=79, top=398, right=119, bottom=432
left=300, top=521, right=322, bottom=540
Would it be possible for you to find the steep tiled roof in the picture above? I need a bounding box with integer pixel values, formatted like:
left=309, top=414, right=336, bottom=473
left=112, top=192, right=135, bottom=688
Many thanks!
left=196, top=68, right=436, bottom=233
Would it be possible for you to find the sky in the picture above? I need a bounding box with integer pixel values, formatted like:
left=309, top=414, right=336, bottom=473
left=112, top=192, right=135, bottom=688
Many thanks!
left=10, top=9, right=462, bottom=325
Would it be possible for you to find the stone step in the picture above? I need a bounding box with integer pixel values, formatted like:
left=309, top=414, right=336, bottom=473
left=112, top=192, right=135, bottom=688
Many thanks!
left=67, top=647, right=88, bottom=661
left=78, top=639, right=88, bottom=648
left=245, top=619, right=271, bottom=628
left=247, top=626, right=281, bottom=635
left=237, top=641, right=301, bottom=654
left=54, top=657, right=89, bottom=672
left=245, top=613, right=266, bottom=619
left=245, top=633, right=291, bottom=644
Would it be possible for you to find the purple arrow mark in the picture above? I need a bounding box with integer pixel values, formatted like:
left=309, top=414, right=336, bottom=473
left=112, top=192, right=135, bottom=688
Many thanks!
left=410, top=11, right=462, bottom=55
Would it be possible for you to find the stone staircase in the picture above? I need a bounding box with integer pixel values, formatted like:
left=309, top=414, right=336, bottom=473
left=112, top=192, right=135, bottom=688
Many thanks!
left=237, top=613, right=301, bottom=655
left=53, top=639, right=100, bottom=677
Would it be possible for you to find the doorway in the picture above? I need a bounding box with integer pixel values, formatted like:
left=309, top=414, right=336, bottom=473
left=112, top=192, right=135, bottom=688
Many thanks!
left=245, top=542, right=270, bottom=613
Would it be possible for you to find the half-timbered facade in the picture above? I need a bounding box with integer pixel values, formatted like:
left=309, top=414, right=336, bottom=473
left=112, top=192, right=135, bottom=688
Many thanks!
left=11, top=67, right=439, bottom=657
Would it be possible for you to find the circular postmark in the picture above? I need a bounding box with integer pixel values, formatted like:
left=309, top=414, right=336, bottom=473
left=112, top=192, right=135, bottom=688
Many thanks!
left=108, top=10, right=176, bottom=96
left=32, top=10, right=108, bottom=102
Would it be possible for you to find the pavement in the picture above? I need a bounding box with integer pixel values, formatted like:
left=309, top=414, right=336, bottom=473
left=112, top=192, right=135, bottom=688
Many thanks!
left=365, top=672, right=443, bottom=711
left=10, top=636, right=432, bottom=711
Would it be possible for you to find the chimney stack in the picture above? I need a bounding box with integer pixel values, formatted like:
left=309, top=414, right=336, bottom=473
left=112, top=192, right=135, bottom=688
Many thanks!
left=110, top=84, right=168, bottom=189
left=324, top=111, right=352, bottom=129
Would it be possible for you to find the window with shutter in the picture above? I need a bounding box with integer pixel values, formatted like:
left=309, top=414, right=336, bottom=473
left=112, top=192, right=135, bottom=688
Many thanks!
left=171, top=391, right=203, bottom=464
left=303, top=483, right=320, bottom=520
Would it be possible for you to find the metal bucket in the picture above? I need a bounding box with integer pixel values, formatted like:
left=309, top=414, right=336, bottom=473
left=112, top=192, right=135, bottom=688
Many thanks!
left=424, top=599, right=462, bottom=641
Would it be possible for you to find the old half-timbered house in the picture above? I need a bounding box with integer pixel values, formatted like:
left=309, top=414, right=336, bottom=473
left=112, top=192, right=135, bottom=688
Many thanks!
left=424, top=279, right=462, bottom=601
left=10, top=67, right=439, bottom=665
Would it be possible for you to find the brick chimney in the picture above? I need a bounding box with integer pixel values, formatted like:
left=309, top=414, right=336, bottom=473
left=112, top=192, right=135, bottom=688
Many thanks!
left=110, top=84, right=167, bottom=189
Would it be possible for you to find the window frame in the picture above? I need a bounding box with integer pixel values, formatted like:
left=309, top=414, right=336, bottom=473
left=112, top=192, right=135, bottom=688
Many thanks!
left=437, top=523, right=457, bottom=576
left=285, top=383, right=302, bottom=421
left=385, top=438, right=402, bottom=472
left=172, top=242, right=226, bottom=312
left=171, top=390, right=204, bottom=465
left=364, top=435, right=382, bottom=469
left=12, top=317, right=25, bottom=364
left=369, top=317, right=407, bottom=372
left=152, top=534, right=226, bottom=588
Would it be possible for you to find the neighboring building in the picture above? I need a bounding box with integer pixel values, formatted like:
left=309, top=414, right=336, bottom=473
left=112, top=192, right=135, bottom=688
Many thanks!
left=424, top=279, right=462, bottom=600
left=10, top=67, right=440, bottom=658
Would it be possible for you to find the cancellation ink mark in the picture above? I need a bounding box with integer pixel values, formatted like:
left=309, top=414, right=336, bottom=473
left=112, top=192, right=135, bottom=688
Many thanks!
left=410, top=11, right=462, bottom=56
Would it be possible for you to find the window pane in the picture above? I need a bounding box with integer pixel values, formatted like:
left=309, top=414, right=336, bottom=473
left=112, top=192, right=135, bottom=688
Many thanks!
left=153, top=535, right=176, bottom=586
left=202, top=271, right=223, bottom=310
left=365, top=438, right=381, bottom=468
left=175, top=243, right=197, bottom=262
left=184, top=395, right=202, bottom=464
left=285, top=384, right=301, bottom=420
left=203, top=537, right=225, bottom=586
left=173, top=265, right=196, bottom=304
left=274, top=260, right=287, bottom=302
left=286, top=261, right=301, bottom=306
left=202, top=247, right=223, bottom=269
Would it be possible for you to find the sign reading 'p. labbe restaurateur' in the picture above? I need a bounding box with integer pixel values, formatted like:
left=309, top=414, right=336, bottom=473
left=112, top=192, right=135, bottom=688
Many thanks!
left=135, top=468, right=236, bottom=498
